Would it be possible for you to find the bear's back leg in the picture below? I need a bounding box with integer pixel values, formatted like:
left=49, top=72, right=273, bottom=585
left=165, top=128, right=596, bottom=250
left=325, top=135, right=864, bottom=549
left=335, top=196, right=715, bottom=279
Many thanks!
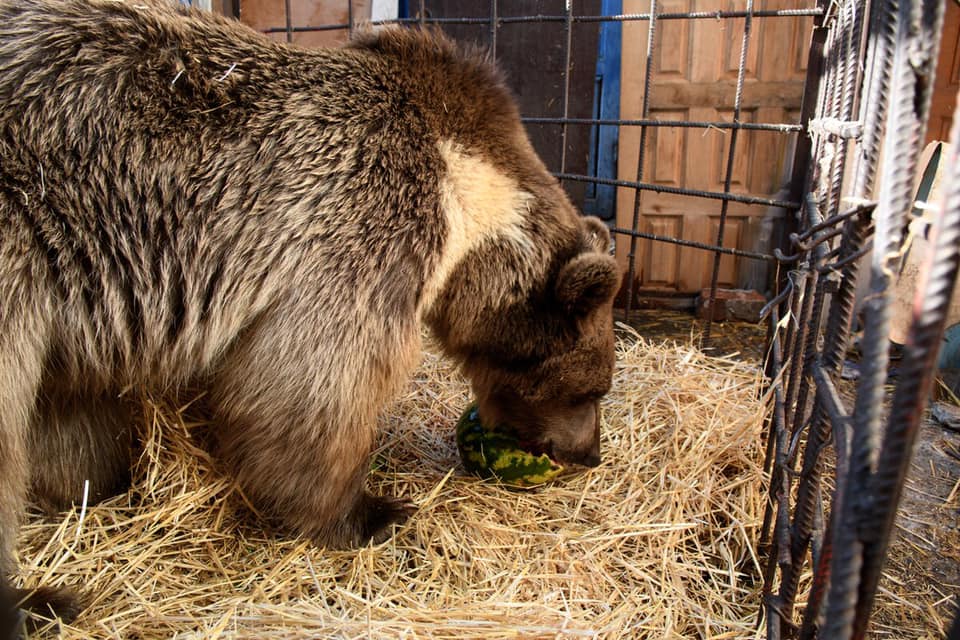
left=29, top=384, right=137, bottom=514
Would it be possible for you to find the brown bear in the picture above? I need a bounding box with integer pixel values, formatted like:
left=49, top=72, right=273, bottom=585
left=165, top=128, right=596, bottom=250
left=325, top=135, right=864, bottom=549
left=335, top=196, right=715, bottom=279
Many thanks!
left=0, top=0, right=620, bottom=621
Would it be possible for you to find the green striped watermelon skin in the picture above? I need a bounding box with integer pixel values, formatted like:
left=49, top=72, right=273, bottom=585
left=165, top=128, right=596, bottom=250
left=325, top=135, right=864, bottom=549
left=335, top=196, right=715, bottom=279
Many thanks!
left=455, top=403, right=563, bottom=486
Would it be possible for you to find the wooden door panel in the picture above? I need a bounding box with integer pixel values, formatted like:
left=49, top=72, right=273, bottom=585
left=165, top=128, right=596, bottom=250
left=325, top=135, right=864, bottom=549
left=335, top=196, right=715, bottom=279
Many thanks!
left=682, top=106, right=718, bottom=192
left=617, top=0, right=812, bottom=295
left=239, top=0, right=370, bottom=46
left=644, top=215, right=684, bottom=286
left=650, top=109, right=688, bottom=185
left=926, top=0, right=959, bottom=145
left=722, top=2, right=759, bottom=81
left=654, top=0, right=692, bottom=78
left=757, top=0, right=811, bottom=82
left=678, top=212, right=711, bottom=291
left=709, top=215, right=742, bottom=287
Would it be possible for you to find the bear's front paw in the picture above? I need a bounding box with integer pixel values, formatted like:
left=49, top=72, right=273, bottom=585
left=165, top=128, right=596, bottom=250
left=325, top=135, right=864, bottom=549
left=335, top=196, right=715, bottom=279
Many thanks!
left=360, top=494, right=416, bottom=543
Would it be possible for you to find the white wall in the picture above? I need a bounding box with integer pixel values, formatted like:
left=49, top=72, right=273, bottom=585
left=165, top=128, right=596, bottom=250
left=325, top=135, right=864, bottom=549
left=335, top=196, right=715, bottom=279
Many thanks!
left=371, top=0, right=398, bottom=22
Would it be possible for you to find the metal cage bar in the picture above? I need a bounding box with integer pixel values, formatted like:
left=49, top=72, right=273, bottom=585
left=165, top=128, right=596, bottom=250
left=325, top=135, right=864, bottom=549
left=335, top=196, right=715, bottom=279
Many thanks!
left=559, top=1, right=574, bottom=180
left=761, top=0, right=952, bottom=635
left=522, top=116, right=804, bottom=131
left=622, top=0, right=659, bottom=321
left=822, top=0, right=946, bottom=635
left=701, top=0, right=755, bottom=347
left=379, top=8, right=822, bottom=24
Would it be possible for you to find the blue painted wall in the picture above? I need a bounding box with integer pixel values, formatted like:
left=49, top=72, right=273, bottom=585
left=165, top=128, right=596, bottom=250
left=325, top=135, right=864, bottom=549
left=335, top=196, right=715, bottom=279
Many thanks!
left=583, top=0, right=621, bottom=222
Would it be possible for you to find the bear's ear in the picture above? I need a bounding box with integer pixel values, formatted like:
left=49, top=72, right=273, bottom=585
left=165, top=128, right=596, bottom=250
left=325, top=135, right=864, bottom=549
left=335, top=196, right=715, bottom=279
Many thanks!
left=555, top=253, right=621, bottom=315
left=581, top=216, right=611, bottom=253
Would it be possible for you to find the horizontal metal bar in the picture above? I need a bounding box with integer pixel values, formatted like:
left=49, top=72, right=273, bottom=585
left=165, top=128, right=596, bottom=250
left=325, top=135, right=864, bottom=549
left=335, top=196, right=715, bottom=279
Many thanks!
left=553, top=172, right=801, bottom=209
left=609, top=226, right=777, bottom=261
left=522, top=117, right=803, bottom=132
left=792, top=201, right=876, bottom=243
left=807, top=117, right=863, bottom=139
left=267, top=9, right=825, bottom=37
left=373, top=9, right=823, bottom=26
left=264, top=23, right=349, bottom=34
left=817, top=239, right=873, bottom=274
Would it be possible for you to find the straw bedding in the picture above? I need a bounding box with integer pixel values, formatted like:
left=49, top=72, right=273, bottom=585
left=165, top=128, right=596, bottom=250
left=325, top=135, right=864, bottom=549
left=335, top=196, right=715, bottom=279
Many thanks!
left=17, top=327, right=770, bottom=639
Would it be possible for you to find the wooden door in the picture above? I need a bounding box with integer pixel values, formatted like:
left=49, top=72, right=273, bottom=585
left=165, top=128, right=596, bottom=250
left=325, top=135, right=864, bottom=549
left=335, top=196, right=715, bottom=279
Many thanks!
left=615, top=0, right=813, bottom=298
left=238, top=0, right=371, bottom=46
left=927, top=0, right=960, bottom=145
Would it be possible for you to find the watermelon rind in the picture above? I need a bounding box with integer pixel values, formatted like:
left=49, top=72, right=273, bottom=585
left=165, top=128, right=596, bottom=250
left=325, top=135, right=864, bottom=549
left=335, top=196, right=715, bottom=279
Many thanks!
left=455, top=403, right=564, bottom=487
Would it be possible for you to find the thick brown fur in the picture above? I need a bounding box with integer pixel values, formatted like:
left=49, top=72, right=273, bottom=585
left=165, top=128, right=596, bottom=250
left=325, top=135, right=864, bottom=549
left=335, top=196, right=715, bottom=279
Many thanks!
left=0, top=0, right=620, bottom=622
left=0, top=576, right=23, bottom=640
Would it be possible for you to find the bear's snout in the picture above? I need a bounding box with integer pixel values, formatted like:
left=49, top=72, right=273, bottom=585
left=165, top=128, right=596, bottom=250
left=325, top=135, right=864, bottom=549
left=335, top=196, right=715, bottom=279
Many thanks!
left=548, top=401, right=602, bottom=468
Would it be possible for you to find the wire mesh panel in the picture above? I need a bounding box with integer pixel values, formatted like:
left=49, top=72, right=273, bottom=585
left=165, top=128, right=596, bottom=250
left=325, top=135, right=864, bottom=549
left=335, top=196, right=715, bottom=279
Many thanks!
left=233, top=0, right=820, bottom=342
left=226, top=1, right=958, bottom=636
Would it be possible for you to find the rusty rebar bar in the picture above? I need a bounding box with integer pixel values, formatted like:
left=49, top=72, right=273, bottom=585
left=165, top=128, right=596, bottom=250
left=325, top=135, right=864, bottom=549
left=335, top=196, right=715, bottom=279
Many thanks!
left=623, top=0, right=659, bottom=321
left=820, top=0, right=943, bottom=634
left=702, top=0, right=754, bottom=349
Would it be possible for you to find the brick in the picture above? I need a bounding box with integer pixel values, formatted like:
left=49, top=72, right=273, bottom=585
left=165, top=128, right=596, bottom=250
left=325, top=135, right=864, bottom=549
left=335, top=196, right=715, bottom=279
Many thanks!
left=695, top=288, right=767, bottom=323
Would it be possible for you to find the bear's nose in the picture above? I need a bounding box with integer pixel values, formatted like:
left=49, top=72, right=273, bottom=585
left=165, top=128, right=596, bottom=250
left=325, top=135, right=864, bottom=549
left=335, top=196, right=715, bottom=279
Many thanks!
left=580, top=451, right=601, bottom=467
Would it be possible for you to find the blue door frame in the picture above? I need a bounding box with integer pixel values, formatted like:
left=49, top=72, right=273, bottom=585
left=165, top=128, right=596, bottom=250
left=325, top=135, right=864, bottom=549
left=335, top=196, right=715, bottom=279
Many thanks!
left=583, top=0, right=621, bottom=222
left=398, top=1, right=622, bottom=221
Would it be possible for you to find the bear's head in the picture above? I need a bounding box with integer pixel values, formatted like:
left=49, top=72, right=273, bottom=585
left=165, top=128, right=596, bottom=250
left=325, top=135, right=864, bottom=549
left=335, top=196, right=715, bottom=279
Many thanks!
left=427, top=215, right=621, bottom=468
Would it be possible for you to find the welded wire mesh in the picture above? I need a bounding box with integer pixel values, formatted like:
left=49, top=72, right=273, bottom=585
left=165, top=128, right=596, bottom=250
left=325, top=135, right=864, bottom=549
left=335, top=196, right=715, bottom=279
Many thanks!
left=760, top=0, right=957, bottom=637
left=229, top=1, right=957, bottom=637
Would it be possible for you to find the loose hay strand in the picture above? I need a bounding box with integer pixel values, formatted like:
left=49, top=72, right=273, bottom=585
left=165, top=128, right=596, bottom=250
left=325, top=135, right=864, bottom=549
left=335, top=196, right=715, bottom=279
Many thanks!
left=19, top=333, right=771, bottom=639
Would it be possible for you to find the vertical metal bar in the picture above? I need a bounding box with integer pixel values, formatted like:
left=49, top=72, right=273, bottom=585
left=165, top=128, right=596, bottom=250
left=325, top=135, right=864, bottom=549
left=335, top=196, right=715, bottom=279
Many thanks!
left=823, top=0, right=858, bottom=220
left=348, top=0, right=354, bottom=36
left=762, top=303, right=791, bottom=640
left=489, top=0, right=498, bottom=54
left=854, top=146, right=957, bottom=633
left=821, top=0, right=944, bottom=633
left=779, top=269, right=807, bottom=436
left=559, top=1, right=575, bottom=178
left=797, top=210, right=873, bottom=640
left=622, top=0, right=658, bottom=321
left=793, top=0, right=872, bottom=626
left=850, top=0, right=898, bottom=201
left=788, top=0, right=853, bottom=434
left=702, top=0, right=754, bottom=349
left=847, top=1, right=947, bottom=634
left=789, top=271, right=827, bottom=441
left=761, top=0, right=872, bottom=634
left=418, top=0, right=425, bottom=27
left=798, top=448, right=834, bottom=640
left=777, top=200, right=829, bottom=631
left=768, top=0, right=829, bottom=299
left=760, top=285, right=789, bottom=547
left=792, top=0, right=891, bottom=629
left=782, top=266, right=817, bottom=446
left=284, top=0, right=293, bottom=42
